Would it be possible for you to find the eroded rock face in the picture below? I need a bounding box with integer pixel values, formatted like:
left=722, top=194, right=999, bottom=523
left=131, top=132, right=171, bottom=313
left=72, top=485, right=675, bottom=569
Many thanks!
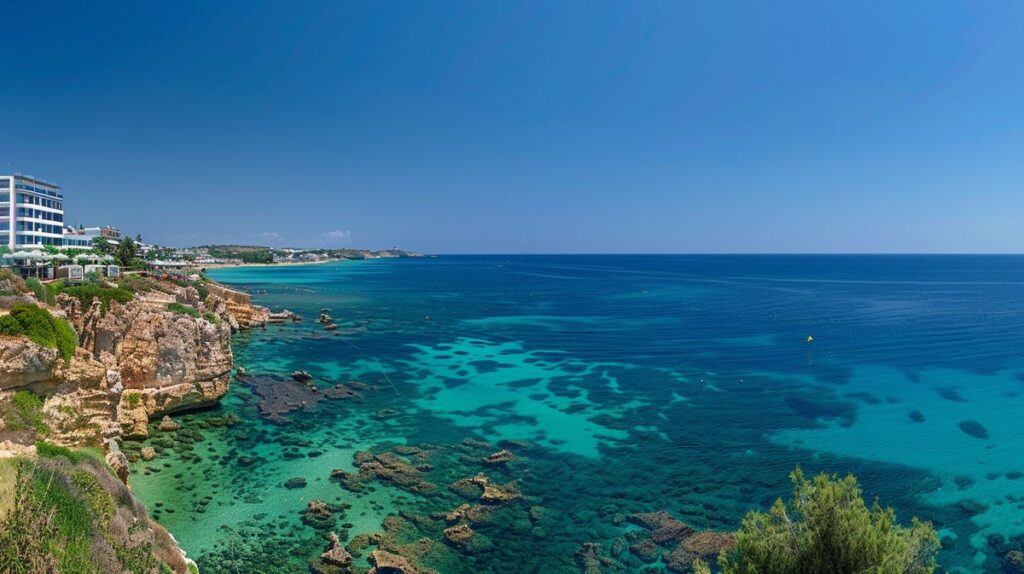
left=0, top=336, right=58, bottom=390
left=81, top=299, right=233, bottom=391
left=58, top=297, right=235, bottom=437
left=205, top=282, right=270, bottom=329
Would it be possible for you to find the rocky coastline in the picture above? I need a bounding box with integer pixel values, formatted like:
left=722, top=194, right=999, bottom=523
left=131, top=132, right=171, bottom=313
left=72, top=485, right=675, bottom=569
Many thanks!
left=0, top=272, right=271, bottom=573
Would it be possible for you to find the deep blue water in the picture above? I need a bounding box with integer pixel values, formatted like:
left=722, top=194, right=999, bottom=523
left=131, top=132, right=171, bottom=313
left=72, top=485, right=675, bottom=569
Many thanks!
left=133, top=255, right=1024, bottom=573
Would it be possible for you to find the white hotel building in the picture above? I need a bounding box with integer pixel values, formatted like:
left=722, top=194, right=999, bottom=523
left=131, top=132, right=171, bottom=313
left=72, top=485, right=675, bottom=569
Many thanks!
left=0, top=174, right=65, bottom=250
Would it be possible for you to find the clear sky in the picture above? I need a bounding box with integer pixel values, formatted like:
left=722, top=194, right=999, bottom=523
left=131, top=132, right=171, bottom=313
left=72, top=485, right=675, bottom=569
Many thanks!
left=2, top=2, right=1022, bottom=253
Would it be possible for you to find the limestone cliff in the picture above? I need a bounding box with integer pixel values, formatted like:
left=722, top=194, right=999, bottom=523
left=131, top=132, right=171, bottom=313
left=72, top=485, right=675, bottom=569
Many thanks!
left=0, top=277, right=269, bottom=442
left=56, top=279, right=269, bottom=438
left=0, top=276, right=271, bottom=574
left=204, top=281, right=270, bottom=330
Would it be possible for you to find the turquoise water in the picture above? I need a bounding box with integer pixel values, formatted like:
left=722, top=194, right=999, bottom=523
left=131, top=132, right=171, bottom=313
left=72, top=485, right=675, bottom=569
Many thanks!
left=130, top=255, right=1024, bottom=573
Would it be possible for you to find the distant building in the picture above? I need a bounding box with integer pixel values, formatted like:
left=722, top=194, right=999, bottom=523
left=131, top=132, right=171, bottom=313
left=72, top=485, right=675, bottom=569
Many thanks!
left=63, top=225, right=123, bottom=251
left=0, top=174, right=64, bottom=250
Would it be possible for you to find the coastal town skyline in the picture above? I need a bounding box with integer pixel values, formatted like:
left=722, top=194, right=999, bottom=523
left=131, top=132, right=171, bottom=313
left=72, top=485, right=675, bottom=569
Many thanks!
left=3, top=2, right=1023, bottom=253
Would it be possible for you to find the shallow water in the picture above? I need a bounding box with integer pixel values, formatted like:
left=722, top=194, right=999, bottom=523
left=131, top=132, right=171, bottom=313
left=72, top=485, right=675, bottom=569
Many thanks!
left=130, top=255, right=1024, bottom=573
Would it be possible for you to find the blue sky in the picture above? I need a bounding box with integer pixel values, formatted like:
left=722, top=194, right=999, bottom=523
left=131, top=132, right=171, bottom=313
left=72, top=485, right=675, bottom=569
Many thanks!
left=2, top=1, right=1022, bottom=253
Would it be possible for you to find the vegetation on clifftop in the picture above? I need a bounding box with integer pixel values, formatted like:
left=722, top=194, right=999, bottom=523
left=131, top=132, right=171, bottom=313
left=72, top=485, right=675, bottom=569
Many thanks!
left=49, top=281, right=135, bottom=314
left=0, top=303, right=77, bottom=361
left=709, top=468, right=939, bottom=574
left=0, top=446, right=190, bottom=574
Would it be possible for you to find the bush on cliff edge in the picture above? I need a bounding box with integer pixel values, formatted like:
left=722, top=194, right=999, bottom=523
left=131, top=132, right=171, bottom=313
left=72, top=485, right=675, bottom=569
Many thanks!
left=715, top=467, right=939, bottom=574
left=0, top=303, right=77, bottom=362
left=54, top=283, right=134, bottom=314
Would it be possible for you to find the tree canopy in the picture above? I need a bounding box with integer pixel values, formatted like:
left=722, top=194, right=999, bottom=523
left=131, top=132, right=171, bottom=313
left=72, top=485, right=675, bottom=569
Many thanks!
left=114, top=237, right=138, bottom=267
left=717, top=468, right=939, bottom=574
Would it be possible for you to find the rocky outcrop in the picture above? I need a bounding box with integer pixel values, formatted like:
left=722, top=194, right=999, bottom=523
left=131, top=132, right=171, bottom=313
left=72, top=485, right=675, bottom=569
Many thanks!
left=320, top=532, right=352, bottom=566
left=482, top=449, right=514, bottom=466
left=627, top=509, right=736, bottom=573
left=0, top=336, right=58, bottom=390
left=55, top=296, right=234, bottom=437
left=205, top=282, right=270, bottom=329
left=369, top=550, right=417, bottom=574
left=333, top=450, right=437, bottom=494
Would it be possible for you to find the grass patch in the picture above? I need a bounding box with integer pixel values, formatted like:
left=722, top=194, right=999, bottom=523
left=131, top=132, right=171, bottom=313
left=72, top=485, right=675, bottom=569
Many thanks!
left=0, top=457, right=166, bottom=574
left=124, top=393, right=142, bottom=408
left=2, top=390, right=50, bottom=435
left=0, top=459, right=16, bottom=523
left=167, top=302, right=200, bottom=318
left=36, top=441, right=83, bottom=463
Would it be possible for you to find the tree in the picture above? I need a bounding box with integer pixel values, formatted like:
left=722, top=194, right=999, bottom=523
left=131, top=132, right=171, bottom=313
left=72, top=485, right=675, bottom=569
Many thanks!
left=135, top=233, right=142, bottom=243
left=718, top=468, right=938, bottom=574
left=114, top=237, right=138, bottom=267
left=92, top=236, right=114, bottom=256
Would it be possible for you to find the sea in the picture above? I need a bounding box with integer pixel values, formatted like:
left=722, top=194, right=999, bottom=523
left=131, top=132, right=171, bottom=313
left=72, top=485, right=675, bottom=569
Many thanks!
left=128, top=255, right=1024, bottom=573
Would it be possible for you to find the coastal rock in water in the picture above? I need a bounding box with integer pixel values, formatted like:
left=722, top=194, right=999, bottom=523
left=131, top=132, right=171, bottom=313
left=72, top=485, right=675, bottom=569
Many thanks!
left=284, top=477, right=308, bottom=489
left=369, top=550, right=417, bottom=574
left=1005, top=550, right=1024, bottom=573
left=140, top=446, right=157, bottom=461
left=630, top=538, right=660, bottom=563
left=665, top=531, right=736, bottom=573
left=304, top=499, right=337, bottom=529
left=320, top=532, right=352, bottom=566
left=575, top=543, right=623, bottom=574
left=307, top=500, right=332, bottom=518
left=459, top=473, right=521, bottom=504
left=629, top=511, right=695, bottom=545
left=482, top=449, right=514, bottom=466
left=292, top=370, right=313, bottom=382
left=350, top=451, right=437, bottom=493
left=240, top=374, right=359, bottom=423
left=158, top=415, right=180, bottom=432
left=444, top=503, right=493, bottom=525
left=443, top=523, right=475, bottom=550
left=959, top=420, right=989, bottom=439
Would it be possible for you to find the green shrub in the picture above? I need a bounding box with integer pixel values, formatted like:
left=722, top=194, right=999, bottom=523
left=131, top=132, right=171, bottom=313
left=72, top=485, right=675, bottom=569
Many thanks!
left=24, top=277, right=46, bottom=302
left=718, top=468, right=939, bottom=574
left=44, top=280, right=63, bottom=305
left=57, top=284, right=133, bottom=314
left=3, top=391, right=49, bottom=435
left=0, top=304, right=77, bottom=362
left=52, top=318, right=77, bottom=361
left=203, top=312, right=221, bottom=324
left=35, top=441, right=82, bottom=463
left=167, top=302, right=200, bottom=318
left=0, top=314, right=22, bottom=336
